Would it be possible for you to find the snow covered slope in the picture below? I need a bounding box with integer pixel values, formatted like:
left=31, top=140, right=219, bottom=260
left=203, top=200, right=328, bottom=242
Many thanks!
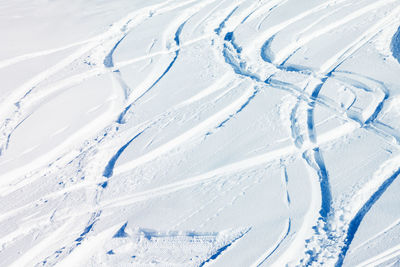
left=1, top=0, right=400, bottom=266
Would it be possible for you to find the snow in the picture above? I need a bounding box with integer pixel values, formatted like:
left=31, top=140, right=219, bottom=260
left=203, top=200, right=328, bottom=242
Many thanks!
left=1, top=0, right=400, bottom=266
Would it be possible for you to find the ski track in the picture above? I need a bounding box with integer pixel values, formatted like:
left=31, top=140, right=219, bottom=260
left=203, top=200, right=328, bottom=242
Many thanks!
left=273, top=0, right=398, bottom=65
left=215, top=2, right=400, bottom=265
left=1, top=0, right=400, bottom=266
left=251, top=215, right=291, bottom=267
left=248, top=165, right=293, bottom=266
left=351, top=217, right=400, bottom=253
left=336, top=168, right=400, bottom=266
left=392, top=25, right=400, bottom=64
left=198, top=228, right=251, bottom=267
left=355, top=242, right=400, bottom=267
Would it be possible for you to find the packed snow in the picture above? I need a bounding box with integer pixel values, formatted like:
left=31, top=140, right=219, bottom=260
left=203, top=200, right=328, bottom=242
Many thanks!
left=1, top=0, right=400, bottom=266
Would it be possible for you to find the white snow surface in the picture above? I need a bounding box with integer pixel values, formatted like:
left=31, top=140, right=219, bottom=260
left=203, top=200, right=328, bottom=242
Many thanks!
left=1, top=0, right=400, bottom=266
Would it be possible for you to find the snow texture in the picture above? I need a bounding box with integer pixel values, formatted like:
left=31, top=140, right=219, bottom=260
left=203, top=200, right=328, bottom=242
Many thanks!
left=1, top=0, right=400, bottom=266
